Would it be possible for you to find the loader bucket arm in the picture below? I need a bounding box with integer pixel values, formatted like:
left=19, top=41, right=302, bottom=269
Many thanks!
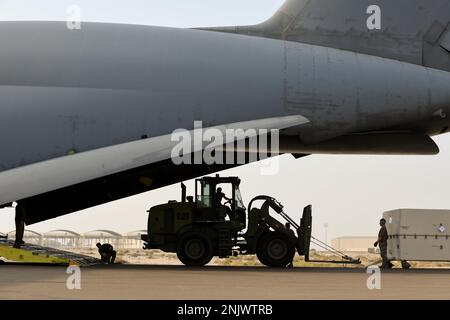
left=247, top=196, right=293, bottom=235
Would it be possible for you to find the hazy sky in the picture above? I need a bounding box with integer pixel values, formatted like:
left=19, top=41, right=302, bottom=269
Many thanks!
left=0, top=0, right=282, bottom=27
left=1, top=0, right=450, bottom=244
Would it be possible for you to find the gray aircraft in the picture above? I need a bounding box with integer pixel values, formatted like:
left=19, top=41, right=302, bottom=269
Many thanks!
left=0, top=0, right=450, bottom=226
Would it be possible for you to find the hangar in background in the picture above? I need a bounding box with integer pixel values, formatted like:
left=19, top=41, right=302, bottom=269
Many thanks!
left=3, top=229, right=378, bottom=253
left=331, top=236, right=378, bottom=252
left=2, top=229, right=146, bottom=249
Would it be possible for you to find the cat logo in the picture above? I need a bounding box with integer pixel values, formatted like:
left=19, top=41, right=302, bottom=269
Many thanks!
left=177, top=212, right=190, bottom=220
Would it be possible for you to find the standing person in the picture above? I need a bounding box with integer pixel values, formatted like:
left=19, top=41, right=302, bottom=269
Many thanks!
left=96, top=243, right=117, bottom=264
left=14, top=202, right=27, bottom=249
left=374, top=218, right=392, bottom=269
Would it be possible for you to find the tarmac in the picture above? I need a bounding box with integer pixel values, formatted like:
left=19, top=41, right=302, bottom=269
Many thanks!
left=1, top=264, right=450, bottom=300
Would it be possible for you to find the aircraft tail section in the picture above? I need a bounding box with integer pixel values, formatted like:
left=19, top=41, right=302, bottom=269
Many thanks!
left=200, top=0, right=450, bottom=71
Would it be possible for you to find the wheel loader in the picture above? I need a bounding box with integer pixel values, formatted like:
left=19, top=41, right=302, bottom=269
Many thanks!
left=142, top=175, right=359, bottom=267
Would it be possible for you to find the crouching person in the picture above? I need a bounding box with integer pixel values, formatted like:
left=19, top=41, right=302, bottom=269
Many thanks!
left=96, top=243, right=117, bottom=264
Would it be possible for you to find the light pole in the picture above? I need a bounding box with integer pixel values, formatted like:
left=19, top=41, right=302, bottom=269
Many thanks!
left=324, top=223, right=329, bottom=245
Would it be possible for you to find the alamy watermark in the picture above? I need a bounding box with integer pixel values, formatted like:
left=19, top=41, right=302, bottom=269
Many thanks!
left=66, top=265, right=81, bottom=290
left=170, top=121, right=281, bottom=175
left=366, top=5, right=381, bottom=30
left=366, top=265, right=381, bottom=290
left=66, top=5, right=81, bottom=30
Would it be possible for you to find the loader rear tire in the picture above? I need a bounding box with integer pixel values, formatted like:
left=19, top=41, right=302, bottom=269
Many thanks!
left=177, top=232, right=213, bottom=267
left=257, top=232, right=295, bottom=268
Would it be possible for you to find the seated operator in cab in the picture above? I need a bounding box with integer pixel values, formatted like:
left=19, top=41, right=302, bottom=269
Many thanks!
left=215, top=187, right=231, bottom=208
left=215, top=187, right=233, bottom=220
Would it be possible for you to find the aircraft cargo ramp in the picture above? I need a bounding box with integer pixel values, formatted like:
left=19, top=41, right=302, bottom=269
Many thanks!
left=0, top=239, right=101, bottom=266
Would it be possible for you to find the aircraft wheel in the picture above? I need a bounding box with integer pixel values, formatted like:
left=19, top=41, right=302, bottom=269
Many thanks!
left=257, top=232, right=295, bottom=268
left=177, top=232, right=213, bottom=267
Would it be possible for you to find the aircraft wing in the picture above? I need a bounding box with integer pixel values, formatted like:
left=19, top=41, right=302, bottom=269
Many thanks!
left=0, top=115, right=308, bottom=206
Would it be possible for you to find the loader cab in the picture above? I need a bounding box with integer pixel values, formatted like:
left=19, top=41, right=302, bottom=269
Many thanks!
left=195, top=175, right=246, bottom=227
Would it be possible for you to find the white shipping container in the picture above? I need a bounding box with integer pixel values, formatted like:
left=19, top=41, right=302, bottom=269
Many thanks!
left=383, top=209, right=450, bottom=261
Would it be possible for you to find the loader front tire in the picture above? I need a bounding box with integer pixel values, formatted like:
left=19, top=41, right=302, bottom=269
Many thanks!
left=257, top=232, right=295, bottom=268
left=177, top=232, right=213, bottom=267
